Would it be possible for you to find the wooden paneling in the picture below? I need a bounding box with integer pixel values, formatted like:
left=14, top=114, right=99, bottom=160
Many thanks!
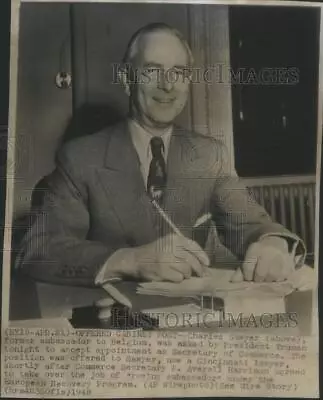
left=14, top=3, right=73, bottom=218
left=188, top=5, right=234, bottom=172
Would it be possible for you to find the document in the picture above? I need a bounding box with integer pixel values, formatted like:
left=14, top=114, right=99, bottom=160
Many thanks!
left=137, top=265, right=315, bottom=298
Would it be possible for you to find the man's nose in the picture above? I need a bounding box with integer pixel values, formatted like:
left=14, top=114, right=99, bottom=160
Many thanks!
left=158, top=69, right=174, bottom=92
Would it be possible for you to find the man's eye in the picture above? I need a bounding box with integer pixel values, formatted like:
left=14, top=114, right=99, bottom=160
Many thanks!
left=145, top=68, right=160, bottom=74
left=173, top=69, right=183, bottom=76
left=181, top=68, right=192, bottom=78
left=169, top=69, right=188, bottom=79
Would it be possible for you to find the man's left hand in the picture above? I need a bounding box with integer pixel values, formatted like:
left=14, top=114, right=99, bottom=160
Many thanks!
left=231, top=236, right=295, bottom=283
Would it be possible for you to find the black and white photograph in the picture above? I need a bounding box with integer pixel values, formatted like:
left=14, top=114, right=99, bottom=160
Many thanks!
left=1, top=1, right=321, bottom=398
left=3, top=1, right=320, bottom=335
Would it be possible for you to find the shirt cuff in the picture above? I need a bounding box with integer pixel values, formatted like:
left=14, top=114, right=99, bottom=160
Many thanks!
left=95, top=248, right=136, bottom=286
left=259, top=234, right=306, bottom=268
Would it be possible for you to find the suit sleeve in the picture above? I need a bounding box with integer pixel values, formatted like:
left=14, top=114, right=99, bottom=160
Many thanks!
left=210, top=141, right=306, bottom=264
left=15, top=147, right=118, bottom=287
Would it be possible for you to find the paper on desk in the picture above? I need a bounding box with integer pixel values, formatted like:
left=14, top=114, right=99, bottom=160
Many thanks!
left=288, top=264, right=316, bottom=291
left=137, top=265, right=316, bottom=298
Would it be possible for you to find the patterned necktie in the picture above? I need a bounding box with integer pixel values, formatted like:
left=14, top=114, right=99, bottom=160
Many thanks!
left=147, top=136, right=167, bottom=203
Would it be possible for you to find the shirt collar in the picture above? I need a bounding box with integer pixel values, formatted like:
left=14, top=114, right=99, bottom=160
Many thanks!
left=128, top=118, right=173, bottom=163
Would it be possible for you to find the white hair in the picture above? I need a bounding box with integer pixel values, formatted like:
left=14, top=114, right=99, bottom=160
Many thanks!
left=122, top=22, right=194, bottom=67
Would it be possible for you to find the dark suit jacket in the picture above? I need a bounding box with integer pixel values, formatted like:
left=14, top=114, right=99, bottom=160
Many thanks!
left=16, top=121, right=304, bottom=287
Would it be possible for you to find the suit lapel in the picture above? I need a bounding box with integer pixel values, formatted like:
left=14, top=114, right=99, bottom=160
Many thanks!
left=162, top=126, right=200, bottom=237
left=97, top=122, right=207, bottom=245
left=96, top=122, right=159, bottom=245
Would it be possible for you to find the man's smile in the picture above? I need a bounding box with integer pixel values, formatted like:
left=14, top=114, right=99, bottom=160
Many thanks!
left=153, top=96, right=176, bottom=104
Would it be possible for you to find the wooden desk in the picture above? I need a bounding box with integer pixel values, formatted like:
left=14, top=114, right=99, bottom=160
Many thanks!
left=9, top=276, right=314, bottom=335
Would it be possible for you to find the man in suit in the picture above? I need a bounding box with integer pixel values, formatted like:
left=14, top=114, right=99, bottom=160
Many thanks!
left=16, top=23, right=305, bottom=294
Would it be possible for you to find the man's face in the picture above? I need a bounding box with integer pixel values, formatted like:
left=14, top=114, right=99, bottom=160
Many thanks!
left=129, top=30, right=191, bottom=128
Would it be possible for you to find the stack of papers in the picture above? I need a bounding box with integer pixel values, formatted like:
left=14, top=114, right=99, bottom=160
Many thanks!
left=136, top=266, right=316, bottom=323
left=94, top=265, right=316, bottom=328
left=136, top=268, right=297, bottom=299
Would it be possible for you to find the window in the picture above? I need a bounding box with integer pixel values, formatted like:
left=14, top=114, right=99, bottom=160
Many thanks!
left=229, top=6, right=319, bottom=177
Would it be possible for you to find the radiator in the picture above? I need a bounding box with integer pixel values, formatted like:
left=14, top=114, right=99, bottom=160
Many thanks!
left=244, top=176, right=316, bottom=258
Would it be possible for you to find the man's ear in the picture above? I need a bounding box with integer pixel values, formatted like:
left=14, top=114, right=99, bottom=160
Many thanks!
left=118, top=68, right=131, bottom=97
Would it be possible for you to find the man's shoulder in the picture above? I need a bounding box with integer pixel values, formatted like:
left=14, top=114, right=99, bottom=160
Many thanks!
left=174, top=126, right=230, bottom=175
left=176, top=125, right=224, bottom=143
left=175, top=125, right=226, bottom=155
left=56, top=122, right=125, bottom=166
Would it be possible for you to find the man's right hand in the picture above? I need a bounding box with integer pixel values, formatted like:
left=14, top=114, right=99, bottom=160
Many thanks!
left=96, top=234, right=210, bottom=319
left=123, top=234, right=210, bottom=282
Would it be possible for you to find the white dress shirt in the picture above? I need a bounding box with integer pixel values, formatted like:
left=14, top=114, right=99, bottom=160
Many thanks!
left=95, top=119, right=173, bottom=286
